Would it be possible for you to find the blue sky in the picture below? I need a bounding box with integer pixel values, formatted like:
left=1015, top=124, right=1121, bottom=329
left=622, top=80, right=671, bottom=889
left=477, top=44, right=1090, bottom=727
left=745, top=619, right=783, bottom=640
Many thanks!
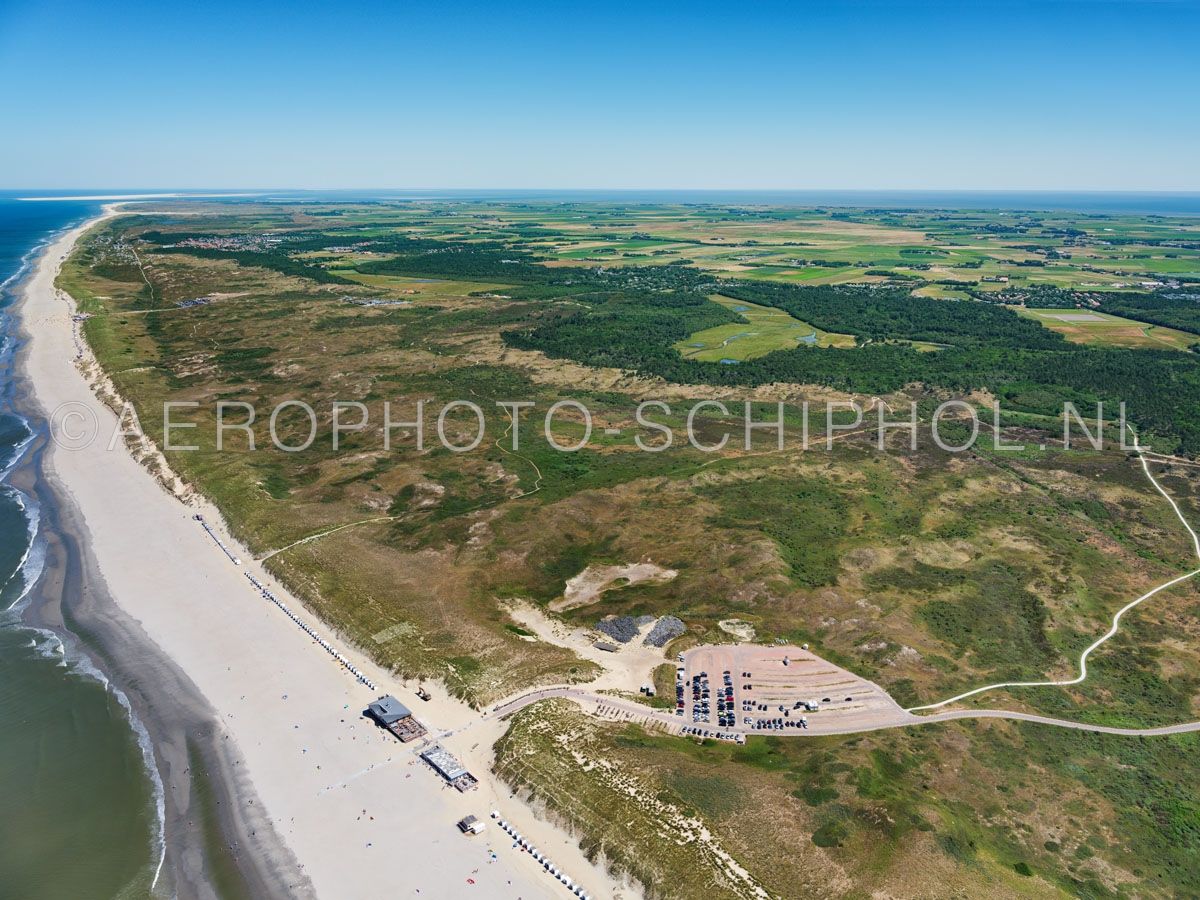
left=1, top=0, right=1197, bottom=190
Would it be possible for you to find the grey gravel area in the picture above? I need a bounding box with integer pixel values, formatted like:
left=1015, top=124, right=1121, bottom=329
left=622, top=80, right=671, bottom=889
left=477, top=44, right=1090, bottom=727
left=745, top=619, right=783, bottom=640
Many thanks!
left=596, top=614, right=654, bottom=643
left=643, top=615, right=686, bottom=647
left=596, top=614, right=684, bottom=645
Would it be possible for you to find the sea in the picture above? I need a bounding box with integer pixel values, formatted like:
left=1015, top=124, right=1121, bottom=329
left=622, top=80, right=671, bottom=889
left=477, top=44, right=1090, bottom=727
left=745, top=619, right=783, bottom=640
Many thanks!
left=0, top=194, right=161, bottom=899
left=0, top=186, right=1195, bottom=899
left=258, top=188, right=1200, bottom=215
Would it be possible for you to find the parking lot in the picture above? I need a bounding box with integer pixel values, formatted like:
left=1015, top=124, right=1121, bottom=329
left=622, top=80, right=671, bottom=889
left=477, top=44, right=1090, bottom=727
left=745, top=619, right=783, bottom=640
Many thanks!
left=677, top=644, right=908, bottom=736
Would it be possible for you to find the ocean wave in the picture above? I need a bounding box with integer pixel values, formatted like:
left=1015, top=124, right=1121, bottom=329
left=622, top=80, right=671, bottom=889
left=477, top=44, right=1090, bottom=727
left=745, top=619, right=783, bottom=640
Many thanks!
left=74, top=637, right=169, bottom=895
left=0, top=484, right=41, bottom=612
left=9, top=618, right=169, bottom=893
left=0, top=234, right=50, bottom=322
left=0, top=412, right=35, bottom=476
left=0, top=230, right=54, bottom=294
left=0, top=239, right=45, bottom=473
left=0, top=207, right=169, bottom=893
left=0, top=255, right=33, bottom=297
left=30, top=628, right=66, bottom=662
left=111, top=682, right=169, bottom=896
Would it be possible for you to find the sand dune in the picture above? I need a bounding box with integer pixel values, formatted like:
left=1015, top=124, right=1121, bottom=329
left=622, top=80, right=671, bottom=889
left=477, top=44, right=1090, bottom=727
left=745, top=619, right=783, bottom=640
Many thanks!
left=20, top=208, right=628, bottom=900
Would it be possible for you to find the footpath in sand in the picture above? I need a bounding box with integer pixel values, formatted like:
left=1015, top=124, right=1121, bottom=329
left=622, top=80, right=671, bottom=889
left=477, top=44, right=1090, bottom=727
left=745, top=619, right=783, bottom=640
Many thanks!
left=33, top=208, right=1200, bottom=900
left=22, top=211, right=627, bottom=900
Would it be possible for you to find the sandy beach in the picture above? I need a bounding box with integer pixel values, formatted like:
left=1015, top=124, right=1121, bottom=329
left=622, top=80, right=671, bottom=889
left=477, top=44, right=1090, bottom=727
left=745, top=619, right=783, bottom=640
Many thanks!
left=17, top=208, right=630, bottom=900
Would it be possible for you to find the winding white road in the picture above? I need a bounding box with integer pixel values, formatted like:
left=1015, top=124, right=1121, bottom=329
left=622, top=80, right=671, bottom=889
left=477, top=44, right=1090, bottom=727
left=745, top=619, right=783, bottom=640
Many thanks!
left=488, top=428, right=1200, bottom=739
left=908, top=429, right=1200, bottom=712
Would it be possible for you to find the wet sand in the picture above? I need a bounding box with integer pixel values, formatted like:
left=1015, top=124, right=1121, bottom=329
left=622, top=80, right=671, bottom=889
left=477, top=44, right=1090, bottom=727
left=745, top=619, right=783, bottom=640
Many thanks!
left=16, top=209, right=627, bottom=899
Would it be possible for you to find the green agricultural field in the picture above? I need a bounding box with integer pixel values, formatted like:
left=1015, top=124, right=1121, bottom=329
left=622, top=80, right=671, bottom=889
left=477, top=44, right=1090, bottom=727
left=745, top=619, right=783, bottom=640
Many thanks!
left=743, top=265, right=870, bottom=284
left=1018, top=307, right=1198, bottom=351
left=336, top=270, right=513, bottom=301
left=58, top=198, right=1200, bottom=899
left=674, top=294, right=856, bottom=361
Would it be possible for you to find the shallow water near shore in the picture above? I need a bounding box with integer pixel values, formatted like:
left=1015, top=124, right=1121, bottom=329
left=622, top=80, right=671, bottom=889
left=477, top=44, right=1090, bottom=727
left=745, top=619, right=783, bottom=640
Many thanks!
left=0, top=195, right=160, bottom=899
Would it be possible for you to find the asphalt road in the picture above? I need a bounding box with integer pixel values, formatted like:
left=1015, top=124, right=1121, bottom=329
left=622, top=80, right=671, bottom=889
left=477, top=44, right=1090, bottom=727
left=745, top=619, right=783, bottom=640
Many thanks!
left=485, top=428, right=1200, bottom=742
left=486, top=684, right=1200, bottom=739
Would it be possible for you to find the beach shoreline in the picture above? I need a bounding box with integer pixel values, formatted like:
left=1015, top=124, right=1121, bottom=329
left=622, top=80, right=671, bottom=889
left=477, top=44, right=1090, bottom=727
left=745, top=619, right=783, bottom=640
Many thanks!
left=12, top=209, right=311, bottom=899
left=13, top=435, right=310, bottom=899
left=15, top=208, right=629, bottom=899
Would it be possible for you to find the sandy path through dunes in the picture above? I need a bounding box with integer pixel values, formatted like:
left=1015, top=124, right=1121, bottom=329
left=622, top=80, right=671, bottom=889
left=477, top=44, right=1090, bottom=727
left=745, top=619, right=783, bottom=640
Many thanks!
left=21, top=209, right=627, bottom=900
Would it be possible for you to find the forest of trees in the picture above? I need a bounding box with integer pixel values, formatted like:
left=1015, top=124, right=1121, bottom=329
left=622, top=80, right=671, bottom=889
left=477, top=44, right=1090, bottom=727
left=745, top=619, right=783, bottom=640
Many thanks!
left=980, top=285, right=1200, bottom=336
left=139, top=226, right=1200, bottom=454
left=1098, top=292, right=1200, bottom=335
left=503, top=280, right=1200, bottom=454
left=721, top=282, right=1067, bottom=349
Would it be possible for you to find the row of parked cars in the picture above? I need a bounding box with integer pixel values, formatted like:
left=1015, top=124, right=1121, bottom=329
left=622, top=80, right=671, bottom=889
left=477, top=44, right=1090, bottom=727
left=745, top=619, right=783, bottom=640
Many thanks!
left=749, top=716, right=809, bottom=730
left=689, top=670, right=711, bottom=723
left=715, top=670, right=736, bottom=728
left=680, top=726, right=746, bottom=743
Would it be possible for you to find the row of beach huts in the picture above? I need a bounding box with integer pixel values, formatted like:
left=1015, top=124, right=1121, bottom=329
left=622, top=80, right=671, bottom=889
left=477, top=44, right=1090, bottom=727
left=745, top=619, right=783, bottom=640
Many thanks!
left=194, top=514, right=242, bottom=566
left=491, top=812, right=593, bottom=899
left=243, top=570, right=377, bottom=691
left=193, top=513, right=376, bottom=690
left=198, top=518, right=600, bottom=897
left=196, top=515, right=595, bottom=897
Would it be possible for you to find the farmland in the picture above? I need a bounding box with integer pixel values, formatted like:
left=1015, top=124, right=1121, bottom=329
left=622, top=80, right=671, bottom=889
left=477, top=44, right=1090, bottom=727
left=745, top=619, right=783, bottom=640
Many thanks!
left=1018, top=307, right=1198, bottom=350
left=60, top=198, right=1200, bottom=898
left=675, top=295, right=856, bottom=362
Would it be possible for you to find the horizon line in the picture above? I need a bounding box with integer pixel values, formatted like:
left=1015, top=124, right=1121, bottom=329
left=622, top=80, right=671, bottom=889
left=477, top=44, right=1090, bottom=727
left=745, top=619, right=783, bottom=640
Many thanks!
left=10, top=187, right=1200, bottom=198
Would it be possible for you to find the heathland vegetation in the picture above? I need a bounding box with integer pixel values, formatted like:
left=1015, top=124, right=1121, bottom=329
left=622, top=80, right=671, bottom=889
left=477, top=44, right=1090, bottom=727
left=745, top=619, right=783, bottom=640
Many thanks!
left=506, top=278, right=1200, bottom=456
left=60, top=200, right=1200, bottom=897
